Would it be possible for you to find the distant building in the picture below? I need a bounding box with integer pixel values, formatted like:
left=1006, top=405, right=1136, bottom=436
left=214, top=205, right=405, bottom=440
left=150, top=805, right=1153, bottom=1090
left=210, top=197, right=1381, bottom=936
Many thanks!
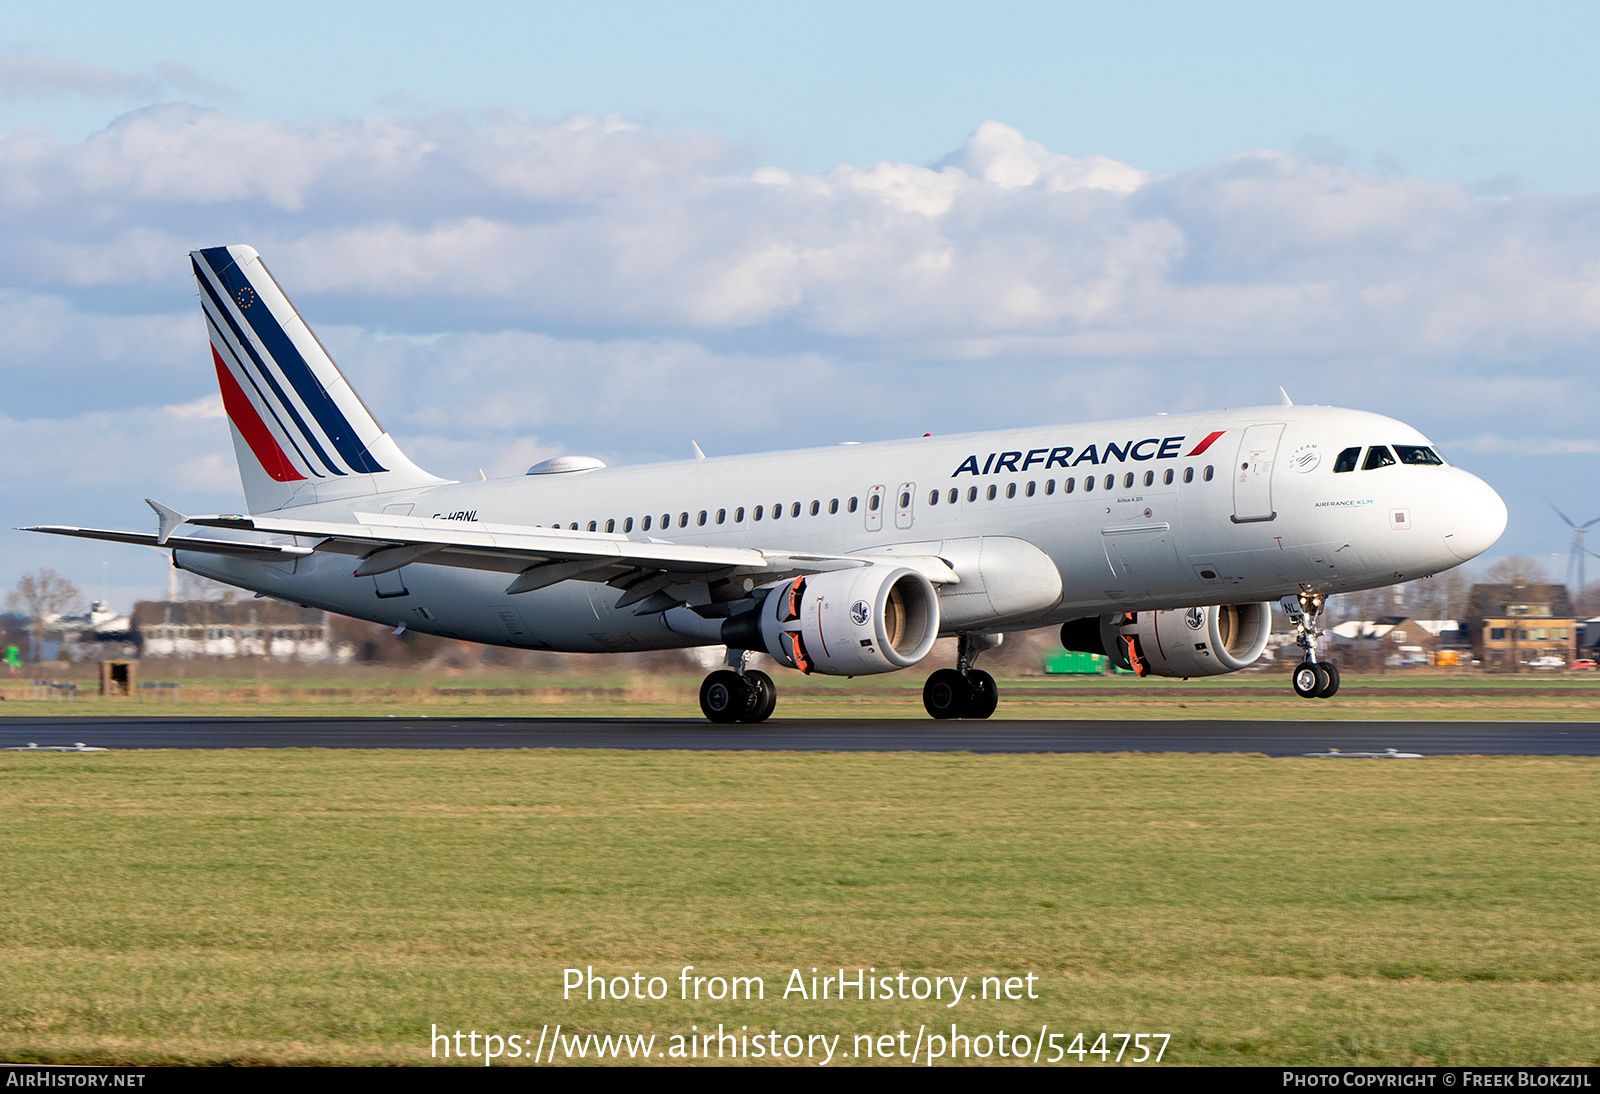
left=1466, top=584, right=1577, bottom=670
left=1328, top=617, right=1464, bottom=666
left=39, top=601, right=134, bottom=661
left=131, top=599, right=351, bottom=662
left=1581, top=616, right=1600, bottom=652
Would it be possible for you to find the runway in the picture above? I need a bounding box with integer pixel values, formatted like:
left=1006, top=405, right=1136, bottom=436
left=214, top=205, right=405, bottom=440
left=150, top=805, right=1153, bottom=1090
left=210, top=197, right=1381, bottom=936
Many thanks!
left=3, top=716, right=1599, bottom=756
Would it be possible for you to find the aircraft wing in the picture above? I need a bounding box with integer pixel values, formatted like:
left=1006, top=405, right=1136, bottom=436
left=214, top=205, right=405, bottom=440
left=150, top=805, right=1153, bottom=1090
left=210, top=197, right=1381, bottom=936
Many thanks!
left=28, top=506, right=958, bottom=611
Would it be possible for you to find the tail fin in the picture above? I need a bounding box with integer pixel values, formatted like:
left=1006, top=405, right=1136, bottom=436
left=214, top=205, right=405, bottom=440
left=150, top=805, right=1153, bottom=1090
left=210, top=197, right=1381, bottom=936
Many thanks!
left=191, top=245, right=445, bottom=513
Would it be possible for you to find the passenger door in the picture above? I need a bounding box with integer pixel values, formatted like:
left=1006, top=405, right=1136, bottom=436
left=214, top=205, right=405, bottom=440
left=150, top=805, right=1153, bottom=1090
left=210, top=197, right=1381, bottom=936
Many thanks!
left=1232, top=424, right=1284, bottom=523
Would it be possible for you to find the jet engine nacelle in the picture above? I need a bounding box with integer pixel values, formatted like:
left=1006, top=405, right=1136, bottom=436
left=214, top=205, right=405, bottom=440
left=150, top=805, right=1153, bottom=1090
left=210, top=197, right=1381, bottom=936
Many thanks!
left=1060, top=603, right=1272, bottom=678
left=723, top=565, right=940, bottom=676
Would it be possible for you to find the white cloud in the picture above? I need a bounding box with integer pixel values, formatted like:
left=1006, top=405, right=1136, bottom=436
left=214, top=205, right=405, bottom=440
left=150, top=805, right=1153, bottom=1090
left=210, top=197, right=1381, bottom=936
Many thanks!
left=0, top=54, right=157, bottom=100
left=0, top=105, right=1591, bottom=364
left=941, top=120, right=1150, bottom=194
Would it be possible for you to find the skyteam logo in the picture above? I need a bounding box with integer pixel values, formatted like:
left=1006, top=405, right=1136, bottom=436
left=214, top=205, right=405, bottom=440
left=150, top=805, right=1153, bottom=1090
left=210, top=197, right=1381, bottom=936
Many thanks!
left=1289, top=443, right=1321, bottom=473
left=850, top=600, right=871, bottom=626
left=1184, top=607, right=1206, bottom=631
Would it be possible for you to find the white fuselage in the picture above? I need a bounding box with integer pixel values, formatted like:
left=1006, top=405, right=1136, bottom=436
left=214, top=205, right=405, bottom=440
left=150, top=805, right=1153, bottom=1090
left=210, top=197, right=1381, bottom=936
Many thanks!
left=179, top=404, right=1506, bottom=654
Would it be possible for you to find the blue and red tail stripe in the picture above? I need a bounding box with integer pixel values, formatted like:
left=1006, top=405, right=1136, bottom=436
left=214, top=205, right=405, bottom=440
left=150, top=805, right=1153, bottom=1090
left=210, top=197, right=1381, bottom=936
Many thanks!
left=210, top=346, right=304, bottom=482
left=194, top=247, right=387, bottom=476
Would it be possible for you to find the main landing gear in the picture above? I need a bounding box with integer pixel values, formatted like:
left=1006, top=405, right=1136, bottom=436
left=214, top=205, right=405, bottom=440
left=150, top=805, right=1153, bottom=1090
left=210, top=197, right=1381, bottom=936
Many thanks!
left=923, top=633, right=1000, bottom=719
left=699, top=649, right=777, bottom=724
left=1281, top=591, right=1341, bottom=699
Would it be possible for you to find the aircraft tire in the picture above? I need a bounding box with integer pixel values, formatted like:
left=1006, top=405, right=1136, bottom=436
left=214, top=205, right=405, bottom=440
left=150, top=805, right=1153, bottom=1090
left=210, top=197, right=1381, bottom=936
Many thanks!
left=964, top=670, right=999, bottom=719
left=700, top=670, right=752, bottom=724
left=1292, top=662, right=1322, bottom=699
left=742, top=670, right=778, bottom=723
left=923, top=669, right=970, bottom=719
left=1315, top=661, right=1341, bottom=698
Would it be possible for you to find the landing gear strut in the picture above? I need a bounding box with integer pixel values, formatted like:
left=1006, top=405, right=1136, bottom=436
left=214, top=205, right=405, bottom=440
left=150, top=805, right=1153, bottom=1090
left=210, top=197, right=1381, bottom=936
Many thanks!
left=923, top=632, right=1000, bottom=719
left=1281, top=592, right=1340, bottom=699
left=699, top=648, right=777, bottom=724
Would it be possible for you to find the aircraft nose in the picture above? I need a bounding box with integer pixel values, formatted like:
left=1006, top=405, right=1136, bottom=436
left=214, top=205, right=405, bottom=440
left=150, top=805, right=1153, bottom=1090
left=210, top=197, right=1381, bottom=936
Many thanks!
left=1441, top=470, right=1507, bottom=562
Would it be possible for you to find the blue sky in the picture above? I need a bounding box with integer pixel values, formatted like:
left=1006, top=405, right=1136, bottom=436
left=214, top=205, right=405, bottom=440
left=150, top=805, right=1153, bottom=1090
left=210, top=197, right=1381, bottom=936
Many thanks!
left=2, top=2, right=1598, bottom=611
left=6, top=1, right=1599, bottom=191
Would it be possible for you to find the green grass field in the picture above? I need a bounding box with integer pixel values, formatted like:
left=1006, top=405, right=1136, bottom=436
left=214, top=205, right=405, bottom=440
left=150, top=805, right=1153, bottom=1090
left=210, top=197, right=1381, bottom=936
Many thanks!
left=7, top=667, right=1600, bottom=720
left=1, top=749, right=1595, bottom=1065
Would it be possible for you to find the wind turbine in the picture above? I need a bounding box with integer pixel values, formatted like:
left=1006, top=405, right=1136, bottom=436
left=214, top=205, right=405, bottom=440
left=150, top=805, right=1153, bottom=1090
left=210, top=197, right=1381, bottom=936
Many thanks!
left=1544, top=496, right=1600, bottom=594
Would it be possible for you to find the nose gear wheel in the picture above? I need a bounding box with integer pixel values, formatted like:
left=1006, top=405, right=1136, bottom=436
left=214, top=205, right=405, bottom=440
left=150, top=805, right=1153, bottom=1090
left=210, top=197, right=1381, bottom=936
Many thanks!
left=1282, top=591, right=1341, bottom=700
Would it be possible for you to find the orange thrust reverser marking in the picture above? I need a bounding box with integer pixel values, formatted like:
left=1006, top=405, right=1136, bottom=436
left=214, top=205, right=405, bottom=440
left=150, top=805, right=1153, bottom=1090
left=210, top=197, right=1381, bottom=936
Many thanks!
left=1122, top=634, right=1149, bottom=677
left=781, top=631, right=813, bottom=675
left=784, top=577, right=806, bottom=622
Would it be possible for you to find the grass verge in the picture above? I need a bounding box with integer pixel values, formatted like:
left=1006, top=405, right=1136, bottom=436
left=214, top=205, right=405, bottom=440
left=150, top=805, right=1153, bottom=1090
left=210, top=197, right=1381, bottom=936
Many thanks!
left=0, top=749, right=1595, bottom=1065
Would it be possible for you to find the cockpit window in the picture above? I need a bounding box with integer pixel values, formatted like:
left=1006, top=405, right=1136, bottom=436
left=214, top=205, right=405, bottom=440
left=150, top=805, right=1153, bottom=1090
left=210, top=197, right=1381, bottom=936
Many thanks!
left=1363, top=446, right=1396, bottom=470
left=1333, top=447, right=1361, bottom=473
left=1393, top=444, right=1445, bottom=466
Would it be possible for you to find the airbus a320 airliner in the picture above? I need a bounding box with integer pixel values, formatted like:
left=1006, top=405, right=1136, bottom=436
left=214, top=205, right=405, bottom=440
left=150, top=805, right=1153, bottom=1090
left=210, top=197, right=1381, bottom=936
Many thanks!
left=28, top=246, right=1508, bottom=722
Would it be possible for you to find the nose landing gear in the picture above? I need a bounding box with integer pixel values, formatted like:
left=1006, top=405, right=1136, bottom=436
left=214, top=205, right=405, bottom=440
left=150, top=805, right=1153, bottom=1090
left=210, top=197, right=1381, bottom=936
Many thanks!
left=923, top=632, right=1000, bottom=719
left=1282, top=592, right=1340, bottom=699
left=699, top=649, right=778, bottom=723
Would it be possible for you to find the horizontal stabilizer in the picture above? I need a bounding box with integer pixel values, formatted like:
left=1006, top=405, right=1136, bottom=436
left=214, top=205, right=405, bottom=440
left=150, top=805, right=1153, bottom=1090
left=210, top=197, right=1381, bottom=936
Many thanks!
left=22, top=525, right=312, bottom=561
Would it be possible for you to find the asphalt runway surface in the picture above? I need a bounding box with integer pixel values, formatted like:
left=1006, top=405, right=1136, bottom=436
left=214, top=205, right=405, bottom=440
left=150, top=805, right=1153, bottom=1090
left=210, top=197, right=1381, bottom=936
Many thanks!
left=2, top=716, right=1599, bottom=756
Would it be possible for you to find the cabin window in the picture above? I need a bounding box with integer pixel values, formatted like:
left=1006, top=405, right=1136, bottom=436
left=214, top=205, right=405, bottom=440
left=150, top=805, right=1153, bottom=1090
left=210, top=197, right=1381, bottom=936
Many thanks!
left=1333, top=446, right=1361, bottom=473
left=1183, top=467, right=1194, bottom=484
left=1163, top=469, right=1174, bottom=485
left=1363, top=446, right=1396, bottom=470
left=1045, top=479, right=1055, bottom=495
left=869, top=494, right=880, bottom=511
left=735, top=507, right=745, bottom=522
left=772, top=503, right=782, bottom=520
left=987, top=485, right=997, bottom=501
left=605, top=519, right=615, bottom=533
left=1026, top=481, right=1036, bottom=497
left=716, top=509, right=726, bottom=524
left=929, top=490, right=939, bottom=506
left=661, top=514, right=671, bottom=528
left=1104, top=474, right=1115, bottom=490
left=1064, top=477, right=1075, bottom=493
left=1006, top=483, right=1016, bottom=499
left=811, top=500, right=821, bottom=516
left=848, top=497, right=858, bottom=512
left=1394, top=444, right=1444, bottom=466
left=570, top=522, right=579, bottom=530
left=641, top=515, right=652, bottom=531
left=623, top=517, right=633, bottom=533
left=1203, top=465, right=1214, bottom=481
left=792, top=502, right=802, bottom=518
left=753, top=505, right=764, bottom=521
left=679, top=512, right=689, bottom=528
left=829, top=498, right=839, bottom=514
left=967, top=487, right=977, bottom=502
left=1084, top=476, right=1094, bottom=493
left=1121, top=472, right=1132, bottom=489
left=1143, top=471, right=1154, bottom=487
left=898, top=492, right=909, bottom=509
left=948, top=488, right=958, bottom=503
